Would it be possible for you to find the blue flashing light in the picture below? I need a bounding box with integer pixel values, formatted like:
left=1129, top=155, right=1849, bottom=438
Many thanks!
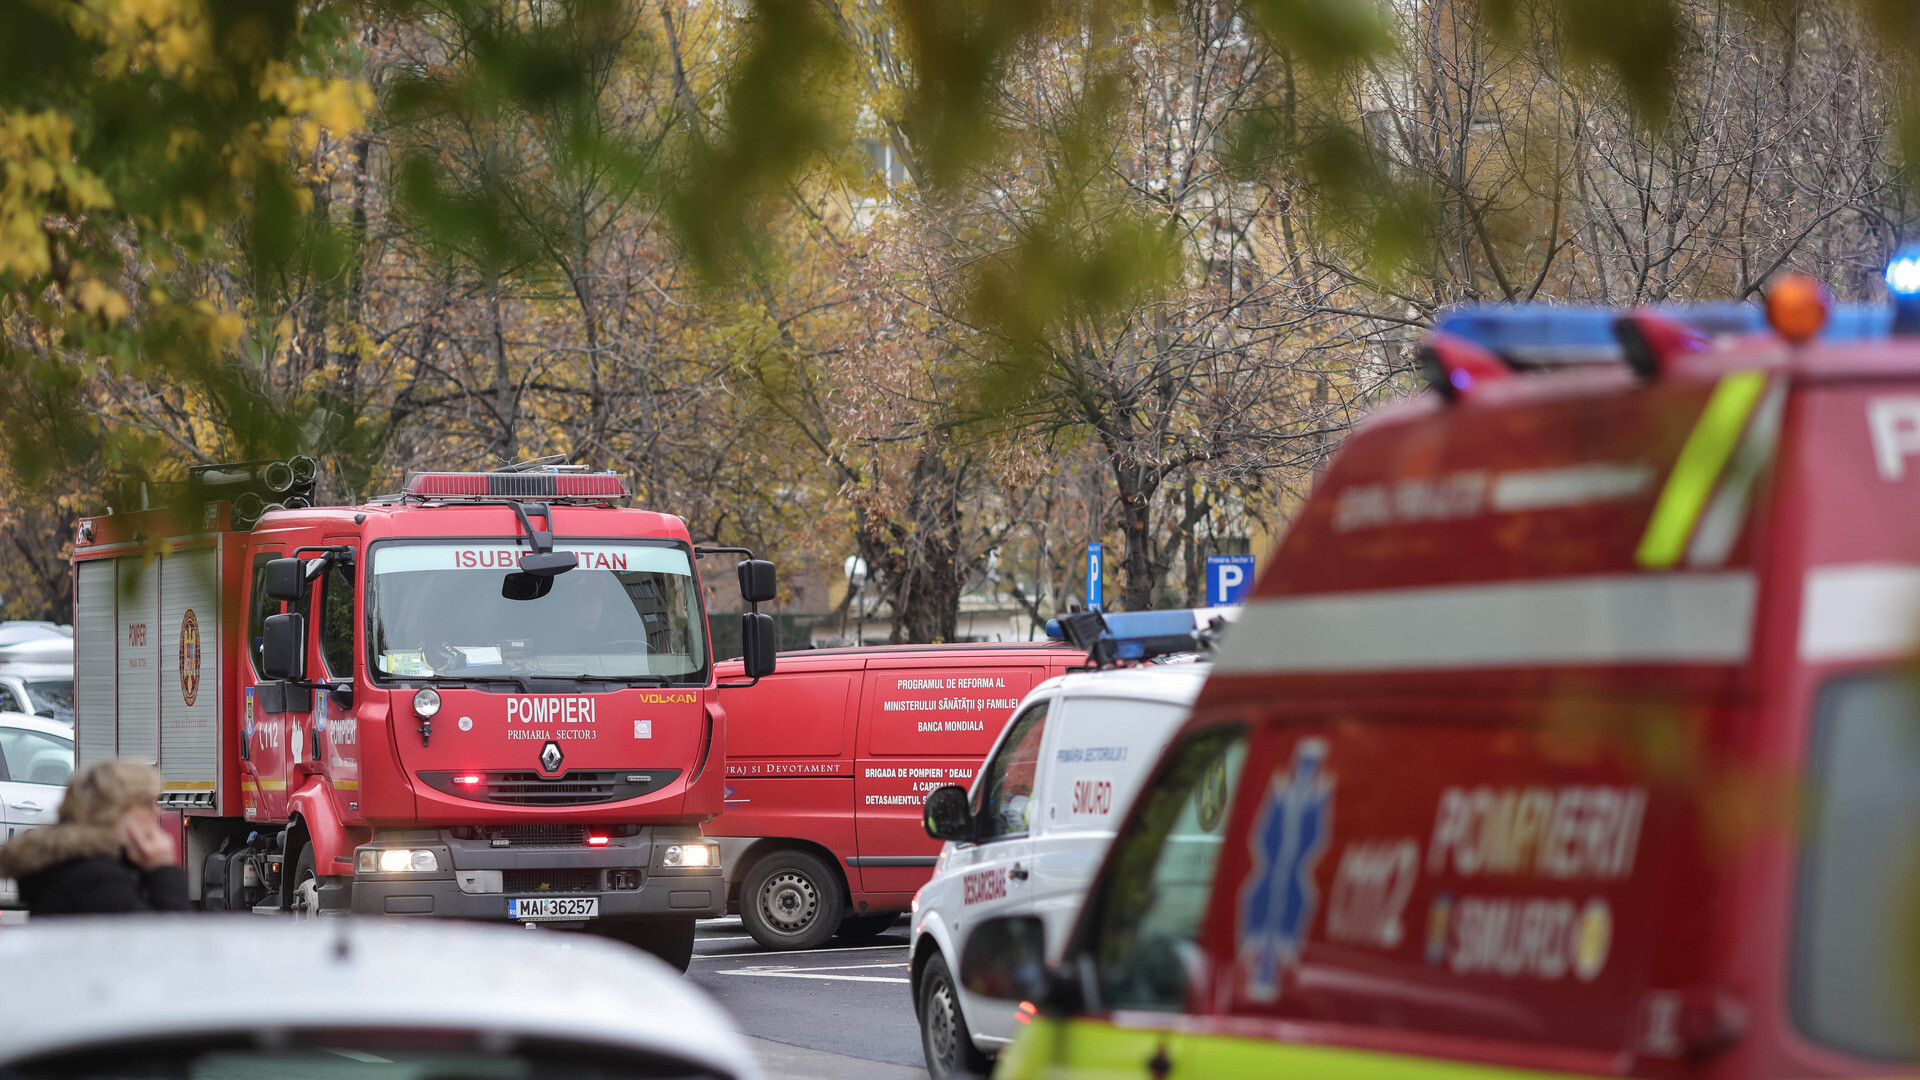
left=1044, top=618, right=1064, bottom=640
left=1887, top=248, right=1920, bottom=297
left=1437, top=301, right=1895, bottom=363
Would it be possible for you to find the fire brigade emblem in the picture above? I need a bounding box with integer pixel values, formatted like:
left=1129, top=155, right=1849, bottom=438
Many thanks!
left=539, top=739, right=564, bottom=774
left=178, top=609, right=202, bottom=706
left=1239, top=738, right=1332, bottom=1003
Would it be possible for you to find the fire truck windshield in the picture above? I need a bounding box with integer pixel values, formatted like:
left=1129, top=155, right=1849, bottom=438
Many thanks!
left=366, top=541, right=706, bottom=684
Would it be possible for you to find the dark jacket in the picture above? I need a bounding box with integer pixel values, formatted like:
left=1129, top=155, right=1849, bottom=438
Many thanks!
left=0, top=823, right=191, bottom=915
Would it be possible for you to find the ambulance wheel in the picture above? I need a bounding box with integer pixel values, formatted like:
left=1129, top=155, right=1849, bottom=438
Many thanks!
left=918, top=953, right=992, bottom=1078
left=741, top=850, right=844, bottom=951
left=288, top=844, right=319, bottom=919
left=837, top=913, right=899, bottom=942
left=594, top=916, right=696, bottom=972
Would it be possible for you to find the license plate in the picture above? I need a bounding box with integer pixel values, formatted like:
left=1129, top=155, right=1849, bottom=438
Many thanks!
left=509, top=896, right=600, bottom=921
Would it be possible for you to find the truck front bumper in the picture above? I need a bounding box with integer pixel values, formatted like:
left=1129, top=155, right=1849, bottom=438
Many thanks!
left=347, top=826, right=724, bottom=920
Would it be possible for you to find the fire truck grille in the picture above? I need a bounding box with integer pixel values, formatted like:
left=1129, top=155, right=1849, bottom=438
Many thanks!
left=486, top=824, right=593, bottom=846
left=503, top=868, right=602, bottom=893
left=419, top=769, right=681, bottom=807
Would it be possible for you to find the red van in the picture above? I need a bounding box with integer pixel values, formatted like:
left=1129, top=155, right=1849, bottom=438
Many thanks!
left=709, top=642, right=1081, bottom=949
left=958, top=282, right=1920, bottom=1077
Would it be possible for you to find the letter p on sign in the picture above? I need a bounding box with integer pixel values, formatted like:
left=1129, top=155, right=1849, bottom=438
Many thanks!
left=1207, top=555, right=1256, bottom=605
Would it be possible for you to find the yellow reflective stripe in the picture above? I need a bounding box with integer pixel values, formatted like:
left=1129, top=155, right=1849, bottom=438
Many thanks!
left=161, top=781, right=215, bottom=791
left=1002, top=1017, right=1607, bottom=1080
left=997, top=1016, right=1179, bottom=1080
left=1636, top=371, right=1770, bottom=569
left=334, top=780, right=359, bottom=790
left=1192, top=1029, right=1601, bottom=1079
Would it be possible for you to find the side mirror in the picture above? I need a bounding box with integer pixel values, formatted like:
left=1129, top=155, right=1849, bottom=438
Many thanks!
left=741, top=611, right=777, bottom=678
left=261, top=612, right=307, bottom=682
left=263, top=557, right=306, bottom=602
left=501, top=572, right=554, bottom=601
left=960, top=915, right=1048, bottom=1002
left=923, top=785, right=973, bottom=842
left=518, top=550, right=578, bottom=577
left=738, top=559, right=777, bottom=604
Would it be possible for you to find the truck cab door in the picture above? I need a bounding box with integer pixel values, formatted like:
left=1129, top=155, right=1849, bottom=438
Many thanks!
left=242, top=550, right=300, bottom=821
left=307, top=541, right=361, bottom=794
left=951, top=697, right=1050, bottom=1047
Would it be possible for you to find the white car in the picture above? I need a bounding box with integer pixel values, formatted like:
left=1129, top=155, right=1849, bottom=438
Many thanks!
left=0, top=711, right=71, bottom=843
left=908, top=661, right=1206, bottom=1077
left=0, top=675, right=73, bottom=725
left=0, top=635, right=74, bottom=725
left=0, top=918, right=763, bottom=1080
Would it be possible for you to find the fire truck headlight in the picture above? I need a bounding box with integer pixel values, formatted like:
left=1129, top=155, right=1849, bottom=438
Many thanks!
left=412, top=688, right=442, bottom=718
left=663, top=844, right=716, bottom=868
left=365, top=848, right=440, bottom=873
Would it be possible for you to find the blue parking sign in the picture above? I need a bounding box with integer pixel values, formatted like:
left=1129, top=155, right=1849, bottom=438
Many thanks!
left=1086, top=543, right=1103, bottom=611
left=1206, top=554, right=1255, bottom=605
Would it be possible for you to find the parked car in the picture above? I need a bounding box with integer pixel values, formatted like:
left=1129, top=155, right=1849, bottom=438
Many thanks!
left=0, top=636, right=73, bottom=724
left=0, top=711, right=71, bottom=843
left=909, top=657, right=1206, bottom=1077
left=707, top=640, right=1084, bottom=950
left=0, top=675, right=72, bottom=724
left=0, top=621, right=71, bottom=648
left=0, top=917, right=763, bottom=1080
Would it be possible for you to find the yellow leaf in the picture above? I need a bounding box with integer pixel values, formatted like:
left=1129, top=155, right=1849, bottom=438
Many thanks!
left=75, top=278, right=131, bottom=321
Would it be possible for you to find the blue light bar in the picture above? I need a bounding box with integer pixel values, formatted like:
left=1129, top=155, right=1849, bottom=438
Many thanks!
left=1045, top=606, right=1239, bottom=663
left=1436, top=303, right=1892, bottom=365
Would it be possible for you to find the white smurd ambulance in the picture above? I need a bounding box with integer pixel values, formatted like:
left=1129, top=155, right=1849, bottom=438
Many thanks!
left=907, top=609, right=1228, bottom=1078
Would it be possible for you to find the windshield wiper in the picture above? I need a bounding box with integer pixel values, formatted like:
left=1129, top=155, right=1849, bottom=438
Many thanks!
left=561, top=673, right=675, bottom=687
left=431, top=672, right=535, bottom=694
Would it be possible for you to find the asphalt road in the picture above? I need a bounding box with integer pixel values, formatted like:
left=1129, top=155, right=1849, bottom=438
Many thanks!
left=689, top=916, right=929, bottom=1080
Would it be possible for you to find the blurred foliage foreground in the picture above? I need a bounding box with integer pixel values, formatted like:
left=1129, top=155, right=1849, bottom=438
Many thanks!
left=1, top=0, right=1918, bottom=629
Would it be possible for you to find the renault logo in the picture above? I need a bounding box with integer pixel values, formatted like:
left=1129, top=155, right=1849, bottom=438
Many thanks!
left=539, top=740, right=564, bottom=774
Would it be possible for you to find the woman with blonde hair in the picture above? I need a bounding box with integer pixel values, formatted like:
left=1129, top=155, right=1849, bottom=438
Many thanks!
left=0, top=760, right=191, bottom=914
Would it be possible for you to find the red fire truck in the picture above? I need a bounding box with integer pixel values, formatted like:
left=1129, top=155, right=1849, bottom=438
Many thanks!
left=70, top=463, right=776, bottom=969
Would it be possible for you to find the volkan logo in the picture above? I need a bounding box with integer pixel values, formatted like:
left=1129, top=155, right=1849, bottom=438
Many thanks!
left=1239, top=738, right=1333, bottom=1002
left=178, top=609, right=202, bottom=706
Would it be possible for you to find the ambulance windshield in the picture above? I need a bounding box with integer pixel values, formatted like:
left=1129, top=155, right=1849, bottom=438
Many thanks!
left=366, top=541, right=706, bottom=683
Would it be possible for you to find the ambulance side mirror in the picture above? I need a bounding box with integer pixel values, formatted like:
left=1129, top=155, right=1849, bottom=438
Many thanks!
left=738, top=559, right=777, bottom=604
left=261, top=612, right=307, bottom=682
left=923, top=785, right=974, bottom=843
left=960, top=915, right=1048, bottom=1002
left=263, top=558, right=306, bottom=602
left=741, top=611, right=777, bottom=678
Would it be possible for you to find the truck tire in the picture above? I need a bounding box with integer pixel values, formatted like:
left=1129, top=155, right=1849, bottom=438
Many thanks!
left=288, top=844, right=319, bottom=919
left=740, top=849, right=844, bottom=951
left=592, top=916, right=697, bottom=972
left=836, top=912, right=899, bottom=942
left=918, top=953, right=993, bottom=1078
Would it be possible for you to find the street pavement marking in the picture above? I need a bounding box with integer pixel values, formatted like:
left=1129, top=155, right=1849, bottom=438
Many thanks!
left=741, top=962, right=909, bottom=972
left=693, top=943, right=908, bottom=960
left=716, top=970, right=910, bottom=984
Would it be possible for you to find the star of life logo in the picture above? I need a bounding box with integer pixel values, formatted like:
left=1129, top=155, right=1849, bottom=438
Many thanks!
left=1238, top=738, right=1333, bottom=1003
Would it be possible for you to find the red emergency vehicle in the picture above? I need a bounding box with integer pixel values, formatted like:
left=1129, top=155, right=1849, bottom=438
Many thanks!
left=961, top=276, right=1920, bottom=1077
left=707, top=642, right=1082, bottom=949
left=70, top=462, right=776, bottom=969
